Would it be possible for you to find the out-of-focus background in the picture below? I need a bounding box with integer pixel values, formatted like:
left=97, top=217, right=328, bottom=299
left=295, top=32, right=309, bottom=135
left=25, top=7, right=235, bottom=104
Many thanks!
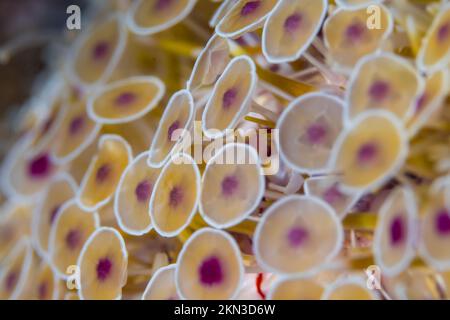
left=0, top=0, right=88, bottom=158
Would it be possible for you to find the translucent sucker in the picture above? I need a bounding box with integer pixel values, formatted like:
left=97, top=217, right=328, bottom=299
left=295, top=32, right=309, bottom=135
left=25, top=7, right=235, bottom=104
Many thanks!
left=175, top=228, right=244, bottom=299
left=127, top=0, right=198, bottom=36
left=373, top=186, right=418, bottom=276
left=278, top=93, right=345, bottom=174
left=48, top=199, right=100, bottom=278
left=187, top=34, right=231, bottom=92
left=77, top=227, right=128, bottom=300
left=216, top=0, right=278, bottom=38
left=77, top=134, right=132, bottom=212
left=0, top=203, right=32, bottom=263
left=147, top=90, right=194, bottom=168
left=0, top=240, right=33, bottom=300
left=254, top=195, right=344, bottom=276
left=322, top=275, right=378, bottom=300
left=142, top=264, right=179, bottom=300
left=202, top=55, right=257, bottom=139
left=262, top=0, right=328, bottom=63
left=268, top=276, right=324, bottom=300
left=330, top=110, right=408, bottom=193
left=114, top=151, right=161, bottom=236
left=407, top=69, right=449, bottom=137
left=29, top=260, right=59, bottom=300
left=323, top=5, right=393, bottom=73
left=200, top=143, right=265, bottom=229
left=419, top=188, right=450, bottom=270
left=69, top=14, right=127, bottom=86
left=32, top=173, right=77, bottom=256
left=346, top=52, right=424, bottom=121
left=51, top=99, right=101, bottom=164
left=149, top=153, right=200, bottom=237
left=87, top=76, right=165, bottom=124
left=417, top=3, right=450, bottom=74
left=304, top=176, right=361, bottom=219
left=2, top=138, right=59, bottom=198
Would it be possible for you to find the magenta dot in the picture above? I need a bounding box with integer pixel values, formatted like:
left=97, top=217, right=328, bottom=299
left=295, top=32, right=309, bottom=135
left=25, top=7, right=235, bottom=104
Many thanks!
left=357, top=143, right=378, bottom=164
left=221, top=175, right=239, bottom=197
left=390, top=215, right=405, bottom=246
left=287, top=227, right=309, bottom=248
left=222, top=88, right=238, bottom=110
left=38, top=282, right=48, bottom=299
left=135, top=180, right=152, bottom=203
left=284, top=13, right=302, bottom=33
left=92, top=41, right=110, bottom=60
left=241, top=1, right=260, bottom=16
left=28, top=153, right=52, bottom=179
left=368, top=81, right=390, bottom=102
left=437, top=23, right=449, bottom=42
left=323, top=184, right=343, bottom=205
left=167, top=120, right=180, bottom=141
left=155, top=0, right=172, bottom=10
left=69, top=116, right=85, bottom=135
left=96, top=258, right=112, bottom=282
left=415, top=94, right=427, bottom=112
left=65, top=229, right=81, bottom=250
left=96, top=164, right=111, bottom=183
left=49, top=205, right=61, bottom=225
left=345, top=22, right=365, bottom=42
left=199, top=256, right=223, bottom=286
left=5, top=272, right=17, bottom=291
left=115, top=92, right=136, bottom=106
left=435, top=209, right=450, bottom=235
left=306, top=123, right=327, bottom=144
left=169, top=186, right=183, bottom=207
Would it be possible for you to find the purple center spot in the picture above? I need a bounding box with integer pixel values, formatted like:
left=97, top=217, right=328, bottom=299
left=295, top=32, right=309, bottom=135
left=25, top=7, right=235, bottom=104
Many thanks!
left=221, top=175, right=239, bottom=197
left=38, top=282, right=48, bottom=299
left=435, top=209, right=450, bottom=235
left=357, top=143, right=378, bottom=164
left=241, top=1, right=260, bottom=16
left=92, top=41, right=110, bottom=61
left=323, top=184, right=343, bottom=205
left=96, top=258, right=112, bottom=282
left=96, top=164, right=111, bottom=183
left=28, top=153, right=52, bottom=179
left=199, top=256, right=223, bottom=286
left=438, top=23, right=449, bottom=42
left=69, top=116, right=85, bottom=135
left=284, top=13, right=302, bottom=33
left=155, top=0, right=172, bottom=10
left=167, top=121, right=180, bottom=141
left=49, top=205, right=61, bottom=225
left=222, top=88, right=238, bottom=110
left=115, top=92, right=136, bottom=106
left=307, top=123, right=327, bottom=144
left=287, top=227, right=309, bottom=248
left=5, top=272, right=17, bottom=291
left=169, top=186, right=183, bottom=207
left=65, top=229, right=81, bottom=250
left=135, top=180, right=152, bottom=203
left=345, top=22, right=365, bottom=42
left=390, top=215, right=405, bottom=246
left=368, top=81, right=390, bottom=102
left=415, top=93, right=427, bottom=112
